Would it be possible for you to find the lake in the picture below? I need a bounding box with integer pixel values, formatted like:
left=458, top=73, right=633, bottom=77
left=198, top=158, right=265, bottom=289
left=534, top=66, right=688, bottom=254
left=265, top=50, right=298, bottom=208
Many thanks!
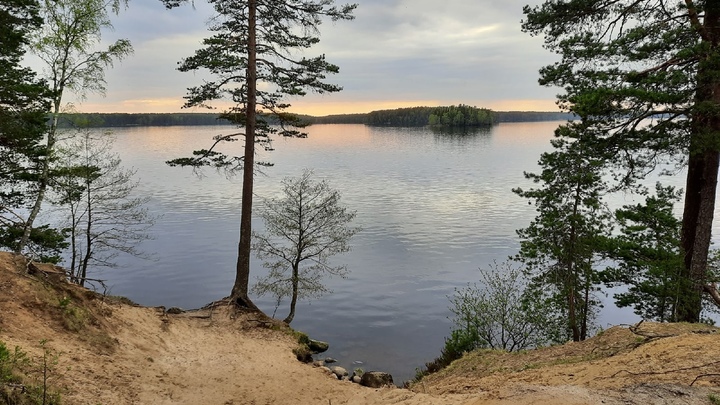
left=58, top=122, right=702, bottom=383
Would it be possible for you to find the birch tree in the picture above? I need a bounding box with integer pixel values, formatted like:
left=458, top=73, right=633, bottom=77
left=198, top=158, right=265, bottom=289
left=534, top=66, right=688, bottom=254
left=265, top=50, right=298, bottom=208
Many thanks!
left=17, top=0, right=132, bottom=253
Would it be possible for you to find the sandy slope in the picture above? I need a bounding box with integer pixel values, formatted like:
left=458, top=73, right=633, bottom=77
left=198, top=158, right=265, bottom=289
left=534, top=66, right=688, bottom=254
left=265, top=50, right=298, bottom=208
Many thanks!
left=1, top=252, right=719, bottom=405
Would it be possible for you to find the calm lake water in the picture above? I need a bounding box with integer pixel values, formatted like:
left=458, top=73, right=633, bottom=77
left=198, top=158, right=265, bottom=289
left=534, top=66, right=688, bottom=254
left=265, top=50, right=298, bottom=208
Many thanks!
left=60, top=122, right=705, bottom=383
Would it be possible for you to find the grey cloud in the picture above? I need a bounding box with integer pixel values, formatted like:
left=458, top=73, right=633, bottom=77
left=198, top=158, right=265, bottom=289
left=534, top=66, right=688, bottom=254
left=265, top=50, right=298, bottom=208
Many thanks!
left=75, top=0, right=557, bottom=112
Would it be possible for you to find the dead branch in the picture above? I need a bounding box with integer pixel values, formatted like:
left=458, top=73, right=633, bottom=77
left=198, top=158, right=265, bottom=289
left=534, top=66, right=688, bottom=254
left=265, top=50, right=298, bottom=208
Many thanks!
left=628, top=320, right=678, bottom=340
left=610, top=360, right=720, bottom=380
left=690, top=373, right=720, bottom=386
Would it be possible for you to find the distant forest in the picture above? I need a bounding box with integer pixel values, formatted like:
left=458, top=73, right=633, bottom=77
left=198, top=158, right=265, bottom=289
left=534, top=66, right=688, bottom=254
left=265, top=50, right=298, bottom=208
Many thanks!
left=56, top=113, right=233, bottom=128
left=56, top=108, right=576, bottom=128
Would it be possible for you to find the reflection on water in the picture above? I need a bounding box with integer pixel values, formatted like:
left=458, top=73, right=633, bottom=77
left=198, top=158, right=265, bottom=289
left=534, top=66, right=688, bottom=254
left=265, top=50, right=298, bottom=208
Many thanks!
left=70, top=121, right=692, bottom=383
left=429, top=124, right=492, bottom=137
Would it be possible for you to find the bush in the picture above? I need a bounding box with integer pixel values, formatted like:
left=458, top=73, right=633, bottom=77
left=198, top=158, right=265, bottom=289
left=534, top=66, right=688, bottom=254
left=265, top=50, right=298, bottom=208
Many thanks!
left=448, top=261, right=564, bottom=353
left=412, top=261, right=565, bottom=384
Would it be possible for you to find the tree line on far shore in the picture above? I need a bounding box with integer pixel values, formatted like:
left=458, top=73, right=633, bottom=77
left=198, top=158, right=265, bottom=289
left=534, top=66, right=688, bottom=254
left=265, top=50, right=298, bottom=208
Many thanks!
left=55, top=108, right=576, bottom=128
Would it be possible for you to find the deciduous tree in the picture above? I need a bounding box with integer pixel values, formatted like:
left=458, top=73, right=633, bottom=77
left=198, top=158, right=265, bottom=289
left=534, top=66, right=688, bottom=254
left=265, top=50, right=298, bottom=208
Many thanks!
left=447, top=261, right=564, bottom=353
left=17, top=0, right=132, bottom=253
left=52, top=128, right=154, bottom=287
left=164, top=0, right=355, bottom=309
left=251, top=170, right=359, bottom=324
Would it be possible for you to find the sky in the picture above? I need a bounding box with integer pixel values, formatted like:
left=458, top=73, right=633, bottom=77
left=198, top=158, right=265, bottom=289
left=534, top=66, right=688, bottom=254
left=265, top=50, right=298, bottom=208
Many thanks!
left=38, top=0, right=561, bottom=116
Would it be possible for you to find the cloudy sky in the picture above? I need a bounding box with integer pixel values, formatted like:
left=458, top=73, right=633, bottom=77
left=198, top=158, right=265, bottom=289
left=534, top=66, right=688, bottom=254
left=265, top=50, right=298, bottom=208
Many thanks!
left=52, top=0, right=560, bottom=115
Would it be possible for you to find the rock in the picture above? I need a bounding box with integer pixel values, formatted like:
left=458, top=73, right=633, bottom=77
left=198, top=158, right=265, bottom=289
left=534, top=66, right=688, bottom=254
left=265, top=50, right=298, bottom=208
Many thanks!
left=331, top=366, right=348, bottom=380
left=323, top=357, right=337, bottom=364
left=360, top=371, right=394, bottom=388
left=307, top=339, right=329, bottom=353
left=312, top=360, right=325, bottom=368
left=166, top=307, right=184, bottom=314
left=352, top=376, right=362, bottom=384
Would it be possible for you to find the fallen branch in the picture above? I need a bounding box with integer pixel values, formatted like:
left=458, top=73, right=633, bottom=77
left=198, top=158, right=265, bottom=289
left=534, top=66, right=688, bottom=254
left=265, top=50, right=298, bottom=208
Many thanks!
left=610, top=359, right=720, bottom=382
left=690, top=373, right=720, bottom=386
left=628, top=320, right=677, bottom=340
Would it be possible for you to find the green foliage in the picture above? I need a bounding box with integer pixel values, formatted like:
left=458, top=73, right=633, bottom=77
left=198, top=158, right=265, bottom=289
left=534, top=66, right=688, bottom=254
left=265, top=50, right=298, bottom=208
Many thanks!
left=365, top=105, right=496, bottom=127
left=16, top=0, right=133, bottom=255
left=54, top=113, right=233, bottom=128
left=522, top=0, right=720, bottom=322
left=167, top=0, right=356, bottom=170
left=514, top=127, right=610, bottom=341
left=416, top=262, right=565, bottom=382
left=448, top=261, right=565, bottom=353
left=0, top=0, right=51, bottom=251
left=0, top=340, right=62, bottom=405
left=31, top=0, right=133, bottom=99
left=252, top=170, right=360, bottom=323
left=0, top=224, right=69, bottom=264
left=601, top=184, right=686, bottom=322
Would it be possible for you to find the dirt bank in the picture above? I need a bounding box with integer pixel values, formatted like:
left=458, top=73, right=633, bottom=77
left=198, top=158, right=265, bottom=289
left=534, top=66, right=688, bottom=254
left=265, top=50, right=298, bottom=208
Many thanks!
left=1, top=252, right=718, bottom=404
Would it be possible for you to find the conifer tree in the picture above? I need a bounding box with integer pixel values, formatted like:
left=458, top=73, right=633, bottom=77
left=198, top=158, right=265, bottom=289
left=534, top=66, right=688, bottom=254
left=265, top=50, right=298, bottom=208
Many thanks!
left=602, top=184, right=685, bottom=322
left=0, top=0, right=55, bottom=256
left=523, top=1, right=720, bottom=322
left=514, top=123, right=612, bottom=341
left=164, top=0, right=355, bottom=308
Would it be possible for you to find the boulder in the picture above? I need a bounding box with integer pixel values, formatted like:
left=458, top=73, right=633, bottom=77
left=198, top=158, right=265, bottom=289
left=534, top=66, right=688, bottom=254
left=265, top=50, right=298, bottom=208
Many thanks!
left=323, top=357, right=337, bottom=364
left=331, top=366, right=348, bottom=380
left=352, top=376, right=362, bottom=384
left=166, top=307, right=184, bottom=314
left=312, top=360, right=325, bottom=368
left=360, top=371, right=394, bottom=388
left=307, top=339, right=329, bottom=353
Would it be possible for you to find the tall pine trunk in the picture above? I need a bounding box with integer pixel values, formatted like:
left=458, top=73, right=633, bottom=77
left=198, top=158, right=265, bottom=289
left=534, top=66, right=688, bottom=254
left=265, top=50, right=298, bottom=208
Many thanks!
left=679, top=2, right=720, bottom=322
left=230, top=0, right=259, bottom=310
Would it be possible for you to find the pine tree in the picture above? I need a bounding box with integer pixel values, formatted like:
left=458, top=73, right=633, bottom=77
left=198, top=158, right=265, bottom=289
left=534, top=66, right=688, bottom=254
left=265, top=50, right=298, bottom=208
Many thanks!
left=602, top=184, right=685, bottom=322
left=514, top=122, right=612, bottom=341
left=0, top=0, right=55, bottom=256
left=523, top=1, right=720, bottom=322
left=164, top=0, right=355, bottom=308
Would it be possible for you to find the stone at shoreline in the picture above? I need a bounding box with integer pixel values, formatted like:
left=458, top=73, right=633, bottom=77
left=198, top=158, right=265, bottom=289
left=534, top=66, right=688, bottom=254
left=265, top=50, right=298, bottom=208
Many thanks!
left=360, top=371, right=394, bottom=388
left=352, top=376, right=362, bottom=384
left=165, top=307, right=184, bottom=314
left=307, top=339, right=329, bottom=353
left=312, top=360, right=325, bottom=367
left=331, top=366, right=348, bottom=379
left=323, top=357, right=337, bottom=364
